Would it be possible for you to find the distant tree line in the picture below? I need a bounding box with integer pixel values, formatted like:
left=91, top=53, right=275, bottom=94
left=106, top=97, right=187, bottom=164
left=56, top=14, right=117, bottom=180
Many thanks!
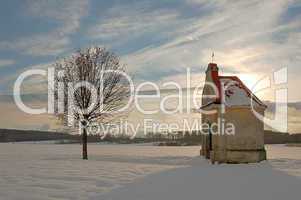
left=0, top=129, right=77, bottom=143
left=1, top=128, right=301, bottom=145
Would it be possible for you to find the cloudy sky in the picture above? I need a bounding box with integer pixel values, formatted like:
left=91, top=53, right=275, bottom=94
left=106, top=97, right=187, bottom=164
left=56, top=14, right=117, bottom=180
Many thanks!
left=0, top=0, right=301, bottom=132
left=0, top=0, right=300, bottom=101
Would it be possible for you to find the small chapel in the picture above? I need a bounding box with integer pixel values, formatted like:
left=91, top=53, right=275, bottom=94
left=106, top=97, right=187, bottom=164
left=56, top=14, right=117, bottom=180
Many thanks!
left=200, top=62, right=267, bottom=163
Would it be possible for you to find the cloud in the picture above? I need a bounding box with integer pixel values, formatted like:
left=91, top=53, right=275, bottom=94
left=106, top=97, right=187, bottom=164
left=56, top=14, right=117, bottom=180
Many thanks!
left=97, top=0, right=299, bottom=103
left=88, top=9, right=179, bottom=39
left=1, top=0, right=301, bottom=101
left=122, top=0, right=300, bottom=78
left=0, top=35, right=70, bottom=57
left=0, top=59, right=15, bottom=67
left=87, top=2, right=181, bottom=48
left=27, top=0, right=88, bottom=35
left=0, top=62, right=52, bottom=95
left=0, top=0, right=89, bottom=56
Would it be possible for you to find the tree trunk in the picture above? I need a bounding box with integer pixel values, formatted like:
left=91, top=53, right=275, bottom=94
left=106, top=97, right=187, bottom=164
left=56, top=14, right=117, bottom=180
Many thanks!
left=82, top=127, right=88, bottom=160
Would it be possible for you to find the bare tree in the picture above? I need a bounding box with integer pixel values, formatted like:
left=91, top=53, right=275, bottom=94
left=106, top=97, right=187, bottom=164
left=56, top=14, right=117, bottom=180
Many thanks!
left=53, top=47, right=131, bottom=160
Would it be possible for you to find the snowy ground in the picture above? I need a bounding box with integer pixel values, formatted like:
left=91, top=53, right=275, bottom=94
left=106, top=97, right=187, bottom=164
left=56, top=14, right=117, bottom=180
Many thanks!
left=0, top=144, right=300, bottom=200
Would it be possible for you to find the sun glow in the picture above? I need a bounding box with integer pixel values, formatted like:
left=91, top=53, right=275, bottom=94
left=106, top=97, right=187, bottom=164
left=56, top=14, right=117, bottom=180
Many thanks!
left=225, top=73, right=271, bottom=101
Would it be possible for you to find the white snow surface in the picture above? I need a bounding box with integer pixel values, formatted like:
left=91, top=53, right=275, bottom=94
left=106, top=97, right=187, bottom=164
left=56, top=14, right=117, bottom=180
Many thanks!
left=0, top=144, right=300, bottom=200
left=219, top=78, right=257, bottom=107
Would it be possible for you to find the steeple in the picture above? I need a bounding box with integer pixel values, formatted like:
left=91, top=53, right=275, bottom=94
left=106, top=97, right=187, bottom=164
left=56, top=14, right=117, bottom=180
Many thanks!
left=206, top=52, right=218, bottom=73
left=205, top=62, right=220, bottom=103
left=206, top=62, right=219, bottom=73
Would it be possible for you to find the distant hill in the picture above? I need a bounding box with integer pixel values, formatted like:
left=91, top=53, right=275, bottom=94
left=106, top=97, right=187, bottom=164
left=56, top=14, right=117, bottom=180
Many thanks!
left=0, top=94, right=48, bottom=103
left=264, top=100, right=301, bottom=112
left=264, top=130, right=301, bottom=144
left=1, top=128, right=301, bottom=144
left=0, top=129, right=78, bottom=143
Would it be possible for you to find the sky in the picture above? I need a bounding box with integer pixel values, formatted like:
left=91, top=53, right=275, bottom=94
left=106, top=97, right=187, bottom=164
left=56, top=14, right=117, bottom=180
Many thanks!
left=0, top=0, right=300, bottom=100
left=0, top=0, right=301, bottom=132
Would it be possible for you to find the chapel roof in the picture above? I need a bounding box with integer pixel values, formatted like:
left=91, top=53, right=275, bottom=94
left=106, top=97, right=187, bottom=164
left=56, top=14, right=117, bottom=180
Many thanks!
left=202, top=63, right=267, bottom=109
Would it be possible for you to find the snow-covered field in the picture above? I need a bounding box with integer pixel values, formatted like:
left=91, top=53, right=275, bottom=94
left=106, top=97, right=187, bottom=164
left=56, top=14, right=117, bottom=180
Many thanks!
left=0, top=144, right=300, bottom=200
